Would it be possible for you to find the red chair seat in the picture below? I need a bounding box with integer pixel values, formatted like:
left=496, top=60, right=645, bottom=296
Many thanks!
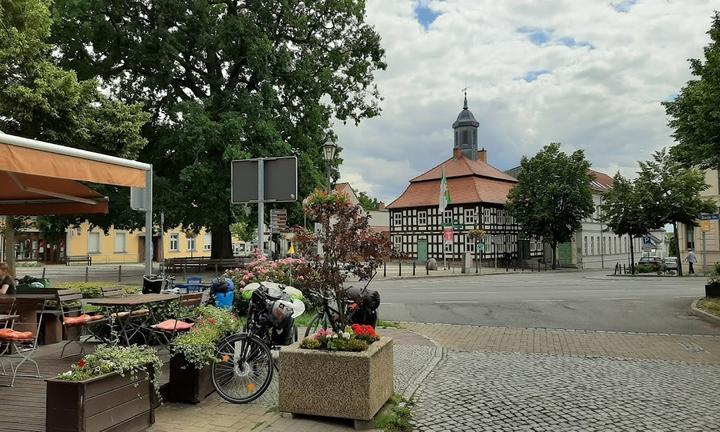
left=63, top=315, right=93, bottom=327
left=0, top=329, right=34, bottom=341
left=153, top=319, right=193, bottom=332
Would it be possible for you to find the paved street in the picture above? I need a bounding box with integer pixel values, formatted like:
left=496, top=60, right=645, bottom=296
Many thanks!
left=375, top=270, right=719, bottom=334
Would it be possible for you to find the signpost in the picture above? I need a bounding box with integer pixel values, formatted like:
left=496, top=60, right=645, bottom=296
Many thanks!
left=698, top=214, right=717, bottom=275
left=231, top=157, right=297, bottom=256
left=642, top=235, right=653, bottom=252
left=442, top=227, right=453, bottom=270
left=270, top=209, right=288, bottom=234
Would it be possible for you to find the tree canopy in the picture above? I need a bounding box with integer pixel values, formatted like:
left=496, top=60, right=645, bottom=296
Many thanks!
left=50, top=0, right=387, bottom=258
left=506, top=143, right=595, bottom=268
left=357, top=191, right=381, bottom=211
left=664, top=12, right=720, bottom=169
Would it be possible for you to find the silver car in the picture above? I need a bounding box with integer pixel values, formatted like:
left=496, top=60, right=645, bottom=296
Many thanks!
left=664, top=257, right=678, bottom=271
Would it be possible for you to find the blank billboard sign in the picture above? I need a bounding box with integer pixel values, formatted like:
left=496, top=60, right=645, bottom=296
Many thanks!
left=231, top=156, right=297, bottom=203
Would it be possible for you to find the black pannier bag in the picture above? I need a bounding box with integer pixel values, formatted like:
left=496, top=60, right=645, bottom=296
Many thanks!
left=347, top=286, right=380, bottom=328
left=142, top=274, right=163, bottom=294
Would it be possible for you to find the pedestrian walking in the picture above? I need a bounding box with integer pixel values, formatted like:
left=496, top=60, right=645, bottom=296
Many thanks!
left=685, top=249, right=697, bottom=275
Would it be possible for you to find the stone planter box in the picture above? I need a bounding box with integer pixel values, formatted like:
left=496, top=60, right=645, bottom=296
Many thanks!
left=46, top=366, right=155, bottom=432
left=706, top=282, right=720, bottom=298
left=168, top=353, right=215, bottom=403
left=279, top=337, right=393, bottom=424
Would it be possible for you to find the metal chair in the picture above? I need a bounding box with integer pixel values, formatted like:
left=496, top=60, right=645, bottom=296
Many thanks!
left=57, top=290, right=108, bottom=358
left=0, top=297, right=17, bottom=376
left=0, top=299, right=46, bottom=387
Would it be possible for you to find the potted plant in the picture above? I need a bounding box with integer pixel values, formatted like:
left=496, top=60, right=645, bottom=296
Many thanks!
left=706, top=262, right=720, bottom=298
left=47, top=345, right=162, bottom=432
left=168, top=306, right=241, bottom=403
left=278, top=190, right=393, bottom=425
left=279, top=324, right=393, bottom=426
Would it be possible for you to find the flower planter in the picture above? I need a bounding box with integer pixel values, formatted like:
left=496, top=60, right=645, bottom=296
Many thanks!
left=706, top=282, right=720, bottom=298
left=46, top=366, right=155, bottom=432
left=168, top=353, right=215, bottom=403
left=279, top=337, right=393, bottom=423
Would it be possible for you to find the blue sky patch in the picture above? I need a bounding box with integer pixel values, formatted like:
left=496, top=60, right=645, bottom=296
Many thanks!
left=612, top=0, right=637, bottom=13
left=521, top=69, right=551, bottom=82
left=664, top=92, right=679, bottom=102
left=558, top=37, right=595, bottom=49
left=414, top=1, right=442, bottom=31
left=517, top=27, right=553, bottom=45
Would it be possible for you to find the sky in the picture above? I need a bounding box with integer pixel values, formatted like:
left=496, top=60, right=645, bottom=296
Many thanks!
left=335, top=0, right=718, bottom=204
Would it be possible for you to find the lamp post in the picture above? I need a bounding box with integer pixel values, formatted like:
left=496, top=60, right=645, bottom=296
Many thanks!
left=322, top=137, right=337, bottom=193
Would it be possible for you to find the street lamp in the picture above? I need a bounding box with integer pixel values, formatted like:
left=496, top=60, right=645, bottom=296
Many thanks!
left=322, top=137, right=337, bottom=193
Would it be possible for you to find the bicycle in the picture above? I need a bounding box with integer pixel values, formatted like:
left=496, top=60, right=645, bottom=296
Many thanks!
left=303, top=277, right=380, bottom=338
left=211, top=282, right=303, bottom=404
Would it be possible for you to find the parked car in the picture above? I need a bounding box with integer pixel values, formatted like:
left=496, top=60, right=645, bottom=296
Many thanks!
left=637, top=256, right=666, bottom=273
left=664, top=257, right=678, bottom=272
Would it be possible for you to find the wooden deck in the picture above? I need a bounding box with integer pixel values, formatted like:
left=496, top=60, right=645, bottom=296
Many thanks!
left=0, top=342, right=170, bottom=432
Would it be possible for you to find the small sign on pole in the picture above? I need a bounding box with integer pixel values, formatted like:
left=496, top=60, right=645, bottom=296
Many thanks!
left=443, top=228, right=454, bottom=243
left=699, top=213, right=720, bottom=221
left=700, top=220, right=711, bottom=232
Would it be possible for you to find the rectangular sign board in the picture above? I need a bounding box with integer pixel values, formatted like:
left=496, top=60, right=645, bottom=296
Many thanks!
left=130, top=187, right=146, bottom=211
left=699, top=213, right=720, bottom=221
left=231, top=156, right=298, bottom=203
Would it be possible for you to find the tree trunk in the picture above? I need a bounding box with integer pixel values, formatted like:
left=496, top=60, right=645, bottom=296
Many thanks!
left=629, top=237, right=635, bottom=275
left=210, top=226, right=233, bottom=259
left=673, top=221, right=683, bottom=277
left=551, top=241, right=557, bottom=270
left=2, top=220, right=16, bottom=276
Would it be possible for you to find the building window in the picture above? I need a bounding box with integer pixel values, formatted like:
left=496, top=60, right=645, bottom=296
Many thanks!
left=584, top=236, right=588, bottom=256
left=88, top=232, right=100, bottom=254
left=187, top=237, right=197, bottom=251
left=203, top=233, right=212, bottom=251
left=590, top=236, right=595, bottom=255
left=444, top=242, right=453, bottom=252
left=392, top=235, right=402, bottom=251
left=465, top=235, right=475, bottom=252
left=464, top=208, right=477, bottom=225
left=686, top=225, right=695, bottom=250
left=114, top=232, right=127, bottom=253
left=393, top=211, right=402, bottom=228
left=418, top=211, right=427, bottom=226
left=170, top=234, right=179, bottom=252
left=443, top=210, right=452, bottom=225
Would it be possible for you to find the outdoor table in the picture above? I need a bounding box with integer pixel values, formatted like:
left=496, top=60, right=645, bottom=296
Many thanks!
left=7, top=294, right=61, bottom=344
left=86, top=294, right=180, bottom=345
left=0, top=314, right=20, bottom=324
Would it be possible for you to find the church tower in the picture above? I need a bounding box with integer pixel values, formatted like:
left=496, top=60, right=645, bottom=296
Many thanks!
left=452, top=92, right=480, bottom=160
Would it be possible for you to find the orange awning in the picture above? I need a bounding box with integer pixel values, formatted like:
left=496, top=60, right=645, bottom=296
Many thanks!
left=0, top=172, right=109, bottom=215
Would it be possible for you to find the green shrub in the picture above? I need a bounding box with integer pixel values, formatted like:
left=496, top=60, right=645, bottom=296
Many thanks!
left=635, top=263, right=656, bottom=274
left=56, top=282, right=114, bottom=298
left=172, top=307, right=242, bottom=368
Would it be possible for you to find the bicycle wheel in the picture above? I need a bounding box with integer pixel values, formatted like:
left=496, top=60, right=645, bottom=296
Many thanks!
left=212, top=333, right=274, bottom=404
left=303, top=312, right=328, bottom=337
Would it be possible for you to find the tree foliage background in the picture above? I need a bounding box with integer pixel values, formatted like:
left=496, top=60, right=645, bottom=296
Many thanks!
left=506, top=143, right=595, bottom=269
left=50, top=0, right=387, bottom=258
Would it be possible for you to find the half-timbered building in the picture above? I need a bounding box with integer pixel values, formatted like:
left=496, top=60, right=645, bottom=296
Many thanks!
left=387, top=97, right=543, bottom=262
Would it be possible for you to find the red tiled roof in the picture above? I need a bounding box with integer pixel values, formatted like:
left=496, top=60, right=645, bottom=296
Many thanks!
left=388, top=176, right=515, bottom=209
left=412, top=156, right=518, bottom=183
left=589, top=169, right=614, bottom=192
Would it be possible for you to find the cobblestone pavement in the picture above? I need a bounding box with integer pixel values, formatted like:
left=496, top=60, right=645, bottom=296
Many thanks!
left=412, top=351, right=720, bottom=431
left=405, top=322, right=720, bottom=363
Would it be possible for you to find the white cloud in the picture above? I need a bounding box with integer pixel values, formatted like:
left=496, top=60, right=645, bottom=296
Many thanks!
left=336, top=0, right=717, bottom=203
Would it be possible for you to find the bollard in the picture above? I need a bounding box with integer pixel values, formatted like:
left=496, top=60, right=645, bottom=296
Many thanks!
left=118, top=265, right=122, bottom=283
left=399, top=261, right=402, bottom=277
left=413, top=261, right=416, bottom=276
left=85, top=266, right=89, bottom=282
left=426, top=263, right=429, bottom=276
left=383, top=262, right=386, bottom=278
left=215, top=263, right=219, bottom=276
left=42, top=267, right=46, bottom=279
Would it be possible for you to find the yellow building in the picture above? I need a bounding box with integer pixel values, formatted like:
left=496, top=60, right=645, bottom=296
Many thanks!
left=66, top=222, right=212, bottom=264
left=677, top=169, right=720, bottom=273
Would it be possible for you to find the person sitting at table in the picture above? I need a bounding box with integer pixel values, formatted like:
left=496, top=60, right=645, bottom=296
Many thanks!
left=0, top=263, right=16, bottom=295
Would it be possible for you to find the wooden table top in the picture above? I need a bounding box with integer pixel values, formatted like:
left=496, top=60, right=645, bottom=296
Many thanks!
left=7, top=293, right=57, bottom=300
left=0, top=314, right=19, bottom=322
left=86, top=293, right=180, bottom=306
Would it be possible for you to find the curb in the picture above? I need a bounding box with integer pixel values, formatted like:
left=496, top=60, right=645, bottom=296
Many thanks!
left=690, top=299, right=720, bottom=325
left=400, top=330, right=444, bottom=401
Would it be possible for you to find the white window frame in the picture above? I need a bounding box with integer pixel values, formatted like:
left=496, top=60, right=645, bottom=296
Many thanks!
left=187, top=237, right=197, bottom=251
left=114, top=232, right=127, bottom=253
left=88, top=232, right=100, bottom=254
left=444, top=242, right=453, bottom=252
left=464, top=208, right=477, bottom=225
left=443, top=210, right=452, bottom=225
left=465, top=235, right=475, bottom=252
left=418, top=210, right=427, bottom=226
left=393, top=211, right=402, bottom=227
left=169, top=234, right=179, bottom=252
left=203, top=233, right=212, bottom=251
left=392, top=235, right=402, bottom=251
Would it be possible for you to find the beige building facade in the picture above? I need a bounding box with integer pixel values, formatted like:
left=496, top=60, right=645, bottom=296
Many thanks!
left=677, top=169, right=720, bottom=273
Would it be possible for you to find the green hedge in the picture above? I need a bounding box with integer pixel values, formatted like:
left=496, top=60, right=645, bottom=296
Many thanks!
left=55, top=282, right=140, bottom=298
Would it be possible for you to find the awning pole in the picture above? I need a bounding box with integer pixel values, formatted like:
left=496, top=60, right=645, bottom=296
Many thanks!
left=144, top=168, right=153, bottom=275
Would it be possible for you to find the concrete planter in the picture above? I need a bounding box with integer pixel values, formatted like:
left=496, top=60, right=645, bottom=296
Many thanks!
left=168, top=353, right=215, bottom=403
left=46, top=366, right=155, bottom=432
left=279, top=337, right=393, bottom=423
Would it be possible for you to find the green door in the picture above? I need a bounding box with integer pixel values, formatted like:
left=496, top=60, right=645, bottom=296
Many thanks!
left=558, top=242, right=573, bottom=266
left=417, top=239, right=428, bottom=264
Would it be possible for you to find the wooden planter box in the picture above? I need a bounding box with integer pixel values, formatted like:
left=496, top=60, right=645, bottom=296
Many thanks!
left=168, top=354, right=215, bottom=403
left=46, top=366, right=155, bottom=432
left=707, top=282, right=720, bottom=298
left=279, top=337, right=393, bottom=423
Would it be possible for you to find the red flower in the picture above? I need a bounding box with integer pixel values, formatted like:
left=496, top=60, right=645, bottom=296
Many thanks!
left=208, top=318, right=216, bottom=324
left=77, top=359, right=86, bottom=368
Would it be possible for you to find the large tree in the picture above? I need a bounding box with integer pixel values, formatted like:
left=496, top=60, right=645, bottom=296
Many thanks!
left=635, top=149, right=715, bottom=276
left=663, top=12, right=720, bottom=170
left=0, top=0, right=148, bottom=273
left=506, top=143, right=595, bottom=269
left=600, top=174, right=655, bottom=275
left=50, top=0, right=386, bottom=258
